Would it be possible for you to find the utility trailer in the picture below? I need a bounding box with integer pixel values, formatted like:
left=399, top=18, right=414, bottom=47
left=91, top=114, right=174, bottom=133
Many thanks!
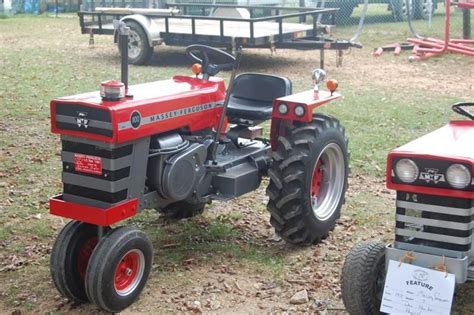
left=78, top=3, right=361, bottom=67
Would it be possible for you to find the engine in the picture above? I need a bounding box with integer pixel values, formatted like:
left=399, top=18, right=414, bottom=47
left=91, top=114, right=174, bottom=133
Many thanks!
left=146, top=133, right=207, bottom=203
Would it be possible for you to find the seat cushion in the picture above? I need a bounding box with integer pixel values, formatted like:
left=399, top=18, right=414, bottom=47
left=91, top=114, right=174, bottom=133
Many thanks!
left=227, top=73, right=292, bottom=122
left=227, top=96, right=274, bottom=121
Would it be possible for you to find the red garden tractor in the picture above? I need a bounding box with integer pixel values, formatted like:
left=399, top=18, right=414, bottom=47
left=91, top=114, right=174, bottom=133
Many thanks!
left=341, top=102, right=474, bottom=314
left=48, top=23, right=349, bottom=312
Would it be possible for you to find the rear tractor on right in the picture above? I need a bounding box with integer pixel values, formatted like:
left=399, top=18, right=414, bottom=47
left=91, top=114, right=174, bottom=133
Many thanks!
left=341, top=102, right=474, bottom=314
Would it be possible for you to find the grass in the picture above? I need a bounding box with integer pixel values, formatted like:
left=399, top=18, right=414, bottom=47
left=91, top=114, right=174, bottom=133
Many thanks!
left=0, top=13, right=473, bottom=312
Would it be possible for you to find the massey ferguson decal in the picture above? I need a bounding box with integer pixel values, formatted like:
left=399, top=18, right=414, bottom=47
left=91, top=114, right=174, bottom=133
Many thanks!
left=419, top=168, right=445, bottom=184
left=76, top=112, right=89, bottom=128
left=118, top=101, right=222, bottom=130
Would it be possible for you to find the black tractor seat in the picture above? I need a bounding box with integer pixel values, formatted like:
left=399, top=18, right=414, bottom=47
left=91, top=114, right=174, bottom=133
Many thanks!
left=226, top=73, right=292, bottom=124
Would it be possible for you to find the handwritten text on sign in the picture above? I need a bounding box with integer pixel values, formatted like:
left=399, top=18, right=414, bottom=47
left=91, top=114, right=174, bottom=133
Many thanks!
left=380, top=260, right=455, bottom=315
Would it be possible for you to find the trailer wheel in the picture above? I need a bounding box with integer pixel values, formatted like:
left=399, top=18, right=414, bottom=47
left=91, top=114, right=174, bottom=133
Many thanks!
left=341, top=240, right=386, bottom=315
left=266, top=114, right=349, bottom=245
left=85, top=226, right=152, bottom=313
left=122, top=21, right=153, bottom=65
left=51, top=221, right=108, bottom=303
left=391, top=0, right=414, bottom=21
left=160, top=201, right=205, bottom=220
left=414, top=0, right=435, bottom=20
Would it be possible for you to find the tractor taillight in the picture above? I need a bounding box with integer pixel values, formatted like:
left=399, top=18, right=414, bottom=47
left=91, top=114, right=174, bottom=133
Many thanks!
left=100, top=80, right=125, bottom=101
left=191, top=63, right=202, bottom=76
left=327, top=79, right=338, bottom=94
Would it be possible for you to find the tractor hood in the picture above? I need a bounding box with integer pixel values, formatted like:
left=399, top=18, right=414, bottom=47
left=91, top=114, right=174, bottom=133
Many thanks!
left=50, top=76, right=226, bottom=143
left=390, top=121, right=474, bottom=162
left=386, top=120, right=474, bottom=198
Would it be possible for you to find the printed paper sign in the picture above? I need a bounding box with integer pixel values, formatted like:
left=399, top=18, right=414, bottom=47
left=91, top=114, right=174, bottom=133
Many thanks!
left=380, top=260, right=455, bottom=315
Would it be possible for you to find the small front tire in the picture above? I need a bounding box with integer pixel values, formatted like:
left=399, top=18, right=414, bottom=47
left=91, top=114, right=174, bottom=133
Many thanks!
left=341, top=240, right=386, bottom=315
left=85, top=226, right=153, bottom=313
left=50, top=221, right=106, bottom=303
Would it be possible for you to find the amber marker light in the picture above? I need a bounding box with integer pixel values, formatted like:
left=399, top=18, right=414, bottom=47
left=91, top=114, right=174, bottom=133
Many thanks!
left=192, top=63, right=202, bottom=76
left=327, top=79, right=338, bottom=95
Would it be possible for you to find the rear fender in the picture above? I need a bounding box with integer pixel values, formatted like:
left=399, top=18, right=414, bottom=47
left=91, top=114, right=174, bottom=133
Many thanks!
left=270, top=89, right=340, bottom=150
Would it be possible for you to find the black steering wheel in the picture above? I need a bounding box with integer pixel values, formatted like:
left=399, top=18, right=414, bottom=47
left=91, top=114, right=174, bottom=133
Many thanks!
left=186, top=44, right=236, bottom=78
left=452, top=102, right=474, bottom=120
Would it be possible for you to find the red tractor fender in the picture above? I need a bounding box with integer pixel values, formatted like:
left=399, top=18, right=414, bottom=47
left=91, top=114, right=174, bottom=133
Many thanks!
left=270, top=90, right=340, bottom=150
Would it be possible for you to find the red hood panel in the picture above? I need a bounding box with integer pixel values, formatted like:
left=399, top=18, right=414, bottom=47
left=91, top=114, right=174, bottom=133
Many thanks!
left=392, top=121, right=474, bottom=162
left=51, top=76, right=226, bottom=143
left=56, top=76, right=224, bottom=107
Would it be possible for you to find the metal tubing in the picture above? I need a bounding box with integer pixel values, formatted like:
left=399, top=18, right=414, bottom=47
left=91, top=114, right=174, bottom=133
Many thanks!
left=98, top=226, right=105, bottom=240
left=211, top=47, right=243, bottom=162
left=409, top=0, right=451, bottom=55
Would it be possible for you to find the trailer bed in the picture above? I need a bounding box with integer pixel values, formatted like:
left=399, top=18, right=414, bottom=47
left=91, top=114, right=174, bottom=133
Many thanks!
left=79, top=4, right=361, bottom=67
left=84, top=18, right=315, bottom=46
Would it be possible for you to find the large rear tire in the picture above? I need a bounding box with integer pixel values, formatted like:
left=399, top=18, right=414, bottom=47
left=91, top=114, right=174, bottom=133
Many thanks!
left=50, top=221, right=108, bottom=303
left=266, top=114, right=349, bottom=245
left=122, top=20, right=153, bottom=65
left=341, top=240, right=386, bottom=315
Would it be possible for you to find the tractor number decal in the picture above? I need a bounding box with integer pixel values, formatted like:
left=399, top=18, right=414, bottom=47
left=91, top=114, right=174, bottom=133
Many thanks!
left=118, top=101, right=222, bottom=130
left=130, top=111, right=141, bottom=129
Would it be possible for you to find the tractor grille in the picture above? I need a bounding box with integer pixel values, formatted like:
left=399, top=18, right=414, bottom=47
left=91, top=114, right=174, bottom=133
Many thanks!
left=61, top=137, right=134, bottom=208
left=54, top=103, right=113, bottom=137
left=394, top=191, right=473, bottom=259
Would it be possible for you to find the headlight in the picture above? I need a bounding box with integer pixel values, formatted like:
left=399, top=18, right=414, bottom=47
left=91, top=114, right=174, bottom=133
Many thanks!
left=294, top=105, right=306, bottom=117
left=446, top=164, right=471, bottom=189
left=278, top=103, right=288, bottom=115
left=395, top=159, right=419, bottom=183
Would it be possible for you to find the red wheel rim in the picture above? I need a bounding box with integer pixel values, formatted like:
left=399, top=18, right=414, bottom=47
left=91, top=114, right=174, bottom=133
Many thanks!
left=77, top=237, right=97, bottom=281
left=311, top=160, right=324, bottom=198
left=114, top=249, right=145, bottom=296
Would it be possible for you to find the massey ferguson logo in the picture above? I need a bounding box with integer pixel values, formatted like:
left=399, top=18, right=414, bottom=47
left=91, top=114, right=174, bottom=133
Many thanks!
left=76, top=112, right=89, bottom=128
left=419, top=168, right=445, bottom=184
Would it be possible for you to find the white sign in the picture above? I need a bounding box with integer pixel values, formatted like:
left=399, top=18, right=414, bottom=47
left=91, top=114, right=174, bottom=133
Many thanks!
left=380, top=260, right=455, bottom=315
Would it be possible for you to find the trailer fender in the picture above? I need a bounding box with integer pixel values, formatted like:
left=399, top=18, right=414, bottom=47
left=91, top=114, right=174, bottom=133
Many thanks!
left=113, top=14, right=161, bottom=48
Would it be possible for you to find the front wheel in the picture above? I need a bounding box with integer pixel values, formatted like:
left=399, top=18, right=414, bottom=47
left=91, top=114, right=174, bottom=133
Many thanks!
left=266, top=114, right=349, bottom=245
left=85, top=226, right=153, bottom=313
left=50, top=221, right=108, bottom=303
left=341, top=240, right=386, bottom=315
